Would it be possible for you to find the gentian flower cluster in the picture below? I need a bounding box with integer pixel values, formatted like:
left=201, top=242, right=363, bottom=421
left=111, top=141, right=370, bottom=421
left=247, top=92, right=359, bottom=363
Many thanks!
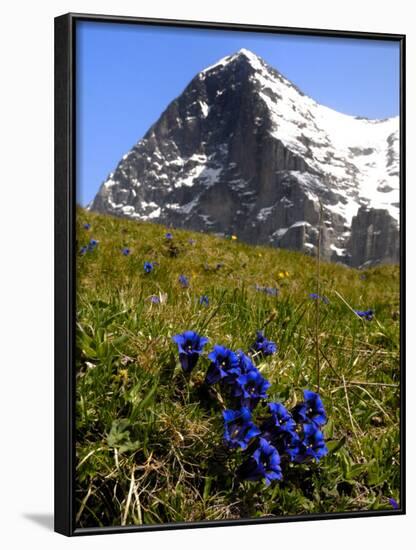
left=80, top=239, right=98, bottom=255
left=171, top=329, right=328, bottom=488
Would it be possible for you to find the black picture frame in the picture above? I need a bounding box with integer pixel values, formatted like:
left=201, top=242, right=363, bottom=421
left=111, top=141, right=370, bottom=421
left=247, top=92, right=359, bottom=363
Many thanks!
left=54, top=12, right=406, bottom=537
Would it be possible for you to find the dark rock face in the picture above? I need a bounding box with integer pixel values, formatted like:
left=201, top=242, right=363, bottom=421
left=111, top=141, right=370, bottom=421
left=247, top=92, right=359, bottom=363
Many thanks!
left=90, top=49, right=400, bottom=267
left=350, top=207, right=400, bottom=267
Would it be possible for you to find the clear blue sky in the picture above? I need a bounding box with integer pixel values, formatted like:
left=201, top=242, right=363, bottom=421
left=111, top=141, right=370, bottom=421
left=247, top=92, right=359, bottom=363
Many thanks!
left=76, top=21, right=400, bottom=206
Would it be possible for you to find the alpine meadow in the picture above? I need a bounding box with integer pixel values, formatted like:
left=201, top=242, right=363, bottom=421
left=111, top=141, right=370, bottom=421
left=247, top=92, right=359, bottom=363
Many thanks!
left=75, top=209, right=400, bottom=527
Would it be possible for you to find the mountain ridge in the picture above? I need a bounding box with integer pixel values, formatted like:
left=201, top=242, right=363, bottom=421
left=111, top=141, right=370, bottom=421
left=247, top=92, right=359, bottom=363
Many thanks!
left=90, top=48, right=400, bottom=267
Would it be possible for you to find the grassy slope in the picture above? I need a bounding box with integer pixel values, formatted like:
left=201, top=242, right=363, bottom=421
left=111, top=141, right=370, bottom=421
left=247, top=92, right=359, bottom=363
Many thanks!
left=75, top=208, right=400, bottom=528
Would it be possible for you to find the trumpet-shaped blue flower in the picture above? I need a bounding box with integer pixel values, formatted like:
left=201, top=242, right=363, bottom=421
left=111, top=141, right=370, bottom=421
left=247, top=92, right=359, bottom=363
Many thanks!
left=261, top=403, right=301, bottom=461
left=83, top=223, right=91, bottom=230
left=150, top=295, right=160, bottom=304
left=235, top=369, right=271, bottom=410
left=144, top=261, right=154, bottom=273
left=238, top=437, right=282, bottom=485
left=178, top=274, right=189, bottom=288
left=79, top=246, right=88, bottom=255
left=296, top=423, right=328, bottom=462
left=263, top=403, right=297, bottom=435
left=172, top=330, right=208, bottom=373
left=255, top=285, right=279, bottom=296
left=165, top=232, right=173, bottom=240
left=309, top=293, right=330, bottom=304
left=122, top=247, right=130, bottom=256
left=354, top=309, right=374, bottom=321
left=223, top=407, right=261, bottom=450
left=205, top=345, right=239, bottom=385
left=199, top=295, right=209, bottom=306
left=250, top=331, right=277, bottom=357
left=87, top=239, right=98, bottom=251
left=389, top=497, right=399, bottom=510
left=293, top=390, right=327, bottom=427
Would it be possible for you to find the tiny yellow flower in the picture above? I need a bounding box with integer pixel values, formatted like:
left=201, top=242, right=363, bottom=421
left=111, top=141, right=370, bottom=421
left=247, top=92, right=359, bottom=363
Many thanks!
left=278, top=271, right=285, bottom=278
left=231, top=235, right=237, bottom=241
left=118, top=369, right=128, bottom=383
left=285, top=271, right=290, bottom=277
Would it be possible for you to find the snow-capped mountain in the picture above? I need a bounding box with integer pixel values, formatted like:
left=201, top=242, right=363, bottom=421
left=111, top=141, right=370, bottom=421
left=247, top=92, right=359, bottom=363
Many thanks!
left=90, top=48, right=400, bottom=267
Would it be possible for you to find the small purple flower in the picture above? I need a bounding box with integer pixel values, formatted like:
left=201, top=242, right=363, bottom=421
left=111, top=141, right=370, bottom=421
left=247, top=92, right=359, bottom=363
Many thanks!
left=165, top=232, right=173, bottom=240
left=199, top=295, right=209, bottom=306
left=122, top=247, right=130, bottom=256
left=354, top=309, right=374, bottom=321
left=87, top=239, right=98, bottom=251
left=172, top=330, right=208, bottom=373
left=79, top=246, right=88, bottom=255
left=144, top=261, right=154, bottom=273
left=223, top=407, right=261, bottom=450
left=255, top=285, right=279, bottom=297
left=178, top=274, right=189, bottom=288
left=309, top=293, right=329, bottom=304
left=250, top=331, right=277, bottom=357
left=150, top=295, right=160, bottom=304
left=83, top=223, right=91, bottom=230
left=389, top=497, right=399, bottom=510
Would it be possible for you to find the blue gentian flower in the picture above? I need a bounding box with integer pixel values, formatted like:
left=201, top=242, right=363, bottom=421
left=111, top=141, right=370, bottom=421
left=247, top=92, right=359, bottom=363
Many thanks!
left=235, top=369, right=271, bottom=409
left=309, top=293, right=329, bottom=304
left=150, top=295, right=160, bottom=304
left=83, top=223, right=91, bottom=230
left=293, top=390, right=327, bottom=427
left=172, top=330, right=208, bottom=373
left=178, top=274, right=189, bottom=288
left=261, top=403, right=301, bottom=461
left=255, top=285, right=279, bottom=296
left=222, top=407, right=261, bottom=450
left=205, top=345, right=240, bottom=385
left=87, top=239, right=98, bottom=251
left=389, top=497, right=399, bottom=510
left=296, top=423, right=328, bottom=462
left=144, top=261, right=154, bottom=273
left=238, top=437, right=282, bottom=485
left=122, top=247, right=130, bottom=256
left=354, top=309, right=374, bottom=321
left=165, top=232, right=173, bottom=240
left=250, top=331, right=277, bottom=357
left=265, top=287, right=278, bottom=296
left=199, top=295, right=209, bottom=306
left=264, top=403, right=297, bottom=435
left=236, top=351, right=257, bottom=375
left=79, top=246, right=88, bottom=255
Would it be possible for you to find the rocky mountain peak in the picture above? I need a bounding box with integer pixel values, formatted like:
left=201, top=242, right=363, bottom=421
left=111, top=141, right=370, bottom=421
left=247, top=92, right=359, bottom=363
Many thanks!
left=89, top=49, right=400, bottom=268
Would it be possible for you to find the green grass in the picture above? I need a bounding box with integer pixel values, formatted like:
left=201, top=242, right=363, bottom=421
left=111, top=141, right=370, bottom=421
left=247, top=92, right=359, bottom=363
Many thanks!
left=75, top=208, right=401, bottom=528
